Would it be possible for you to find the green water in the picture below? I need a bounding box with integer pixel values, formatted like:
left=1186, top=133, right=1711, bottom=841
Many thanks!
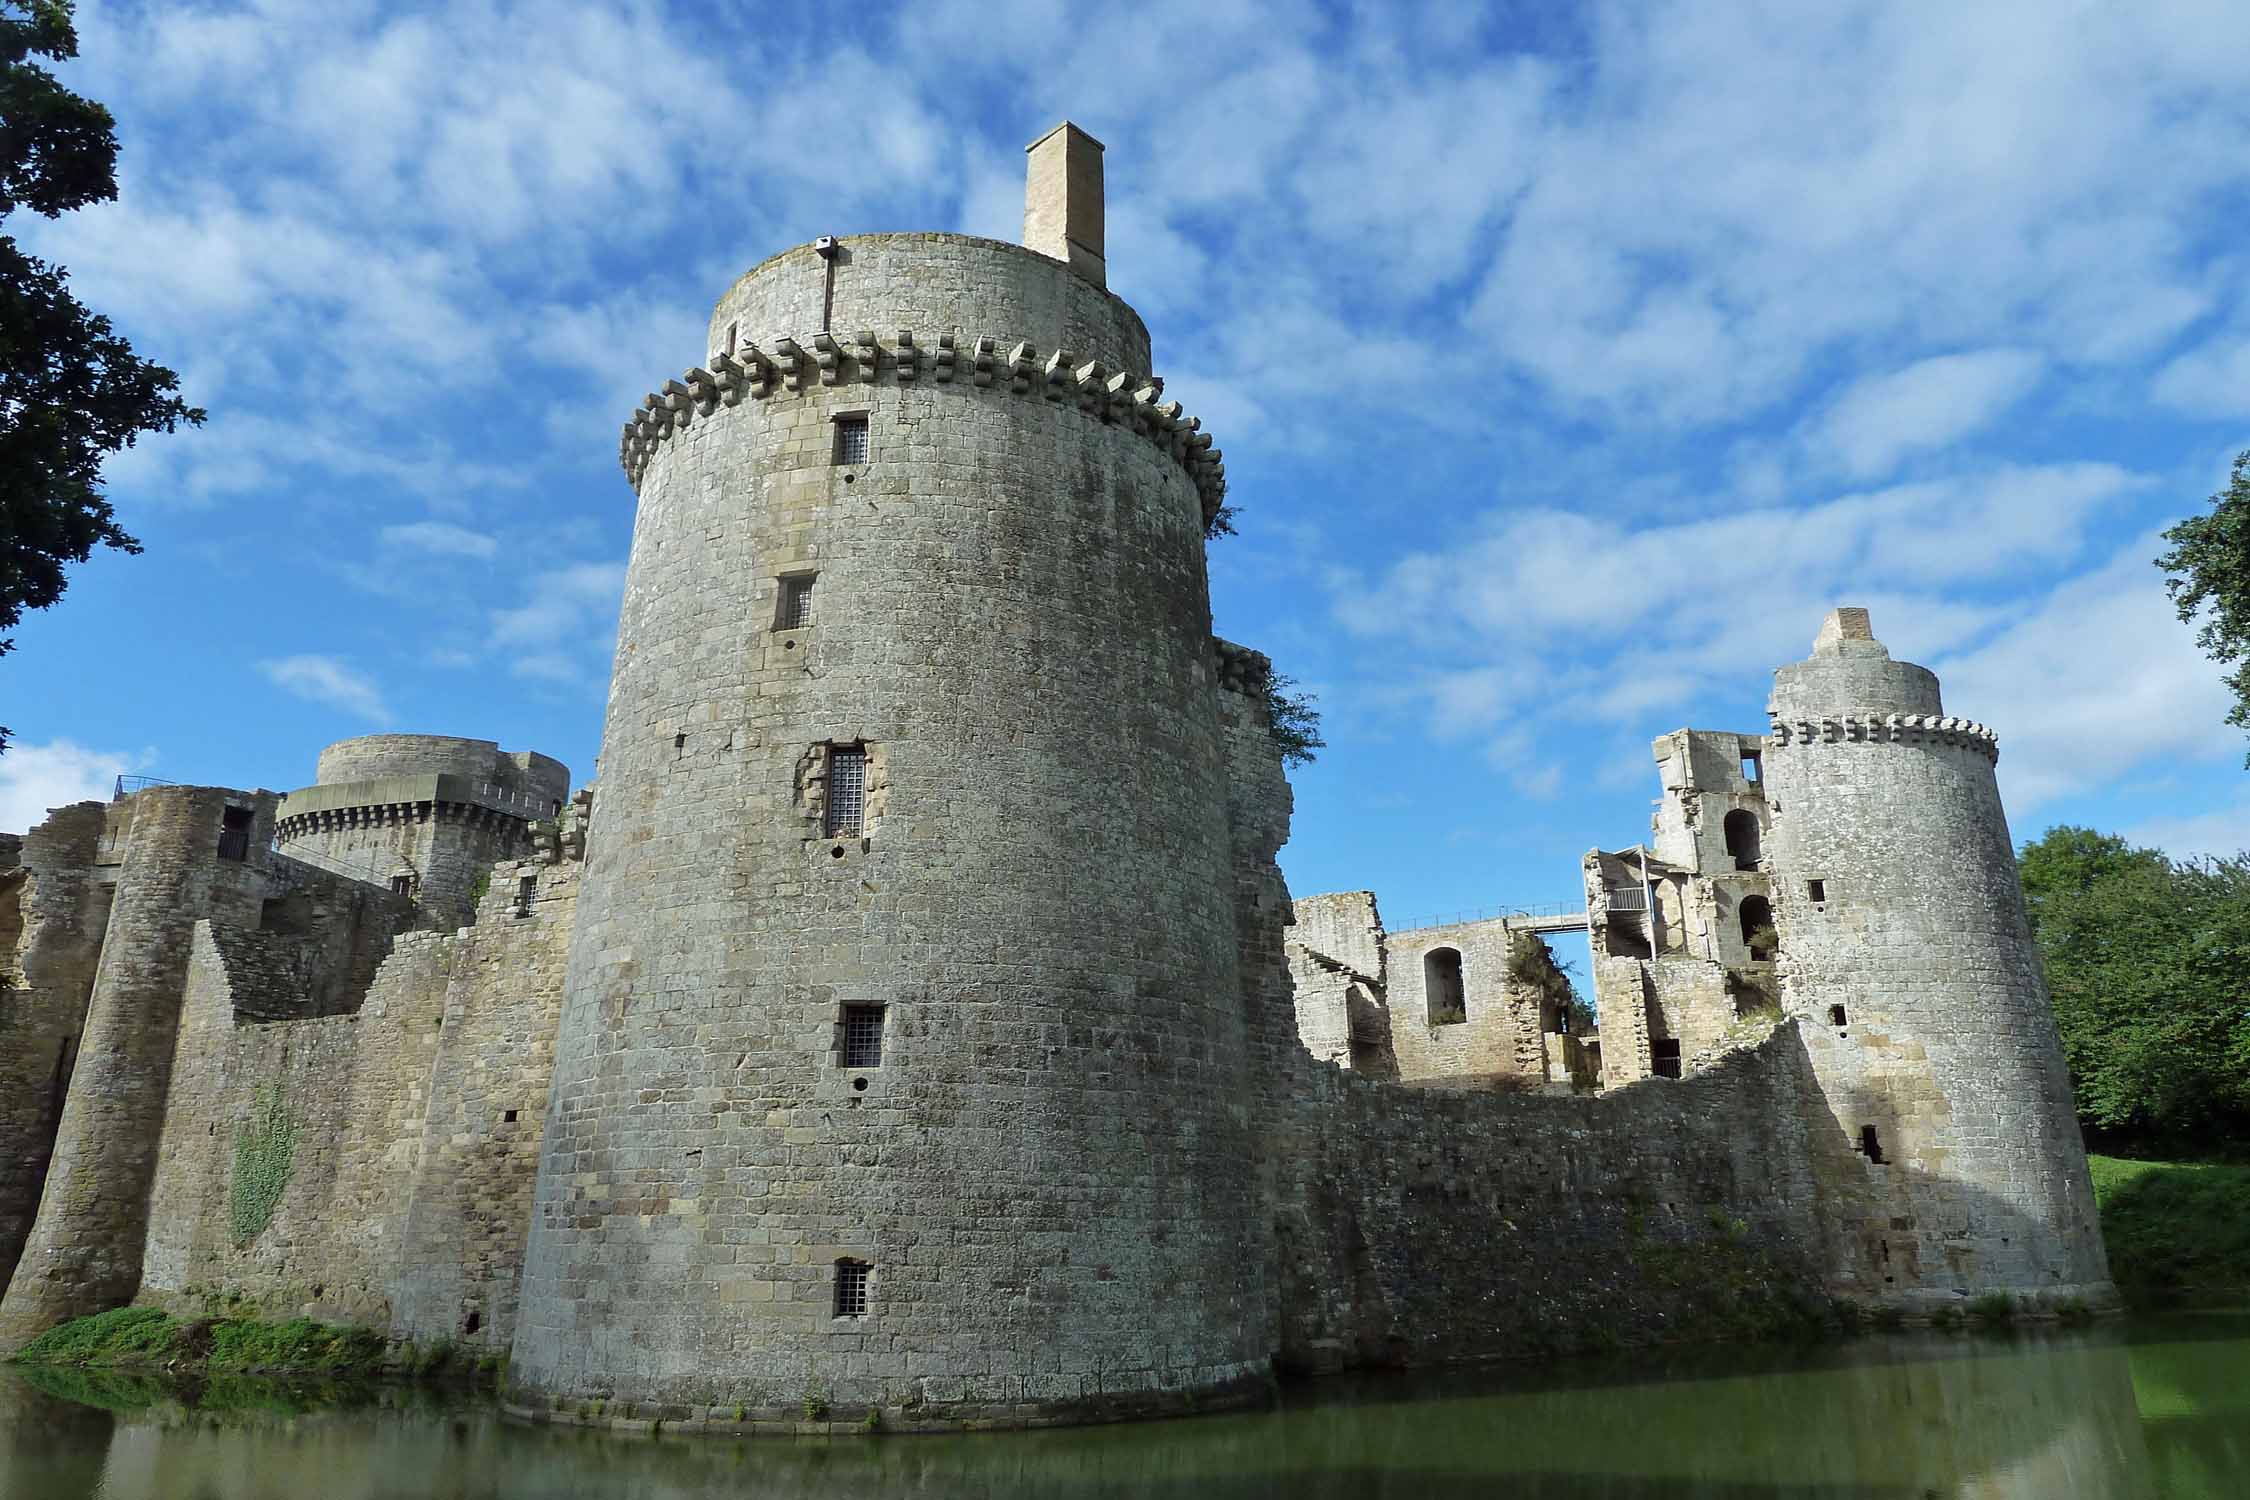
left=1, top=1316, right=2243, bottom=1498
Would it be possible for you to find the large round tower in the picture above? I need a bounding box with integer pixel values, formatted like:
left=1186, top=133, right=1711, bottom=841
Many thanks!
left=507, top=124, right=1266, bottom=1425
left=1764, top=608, right=2113, bottom=1312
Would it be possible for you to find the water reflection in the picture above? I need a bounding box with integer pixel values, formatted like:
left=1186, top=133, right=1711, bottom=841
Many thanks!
left=2, top=1319, right=2243, bottom=1499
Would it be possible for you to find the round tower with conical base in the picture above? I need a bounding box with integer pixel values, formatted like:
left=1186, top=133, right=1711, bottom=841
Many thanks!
left=506, top=123, right=1268, bottom=1427
left=1764, top=607, right=2114, bottom=1313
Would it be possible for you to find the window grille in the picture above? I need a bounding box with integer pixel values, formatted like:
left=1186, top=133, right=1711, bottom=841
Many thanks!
left=842, top=1004, right=885, bottom=1068
left=834, top=1258, right=871, bottom=1318
left=514, top=875, right=537, bottom=914
left=778, top=575, right=816, bottom=629
left=834, top=414, right=869, bottom=465
left=825, top=746, right=867, bottom=837
left=389, top=875, right=415, bottom=896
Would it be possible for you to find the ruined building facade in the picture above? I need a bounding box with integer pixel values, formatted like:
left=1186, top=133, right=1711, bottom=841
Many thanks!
left=0, top=127, right=2112, bottom=1431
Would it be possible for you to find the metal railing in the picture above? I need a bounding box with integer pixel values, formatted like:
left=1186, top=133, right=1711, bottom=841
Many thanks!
left=1605, top=886, right=1650, bottom=912
left=113, top=774, right=178, bottom=800
left=1387, top=899, right=1586, bottom=934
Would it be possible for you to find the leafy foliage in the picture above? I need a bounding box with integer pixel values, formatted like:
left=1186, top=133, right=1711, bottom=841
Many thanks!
left=229, top=1086, right=298, bottom=1243
left=2020, top=826, right=2250, bottom=1144
left=1, top=2, right=204, bottom=749
left=1264, top=671, right=1325, bottom=767
left=2158, top=451, right=2250, bottom=764
left=2089, top=1154, right=2250, bottom=1308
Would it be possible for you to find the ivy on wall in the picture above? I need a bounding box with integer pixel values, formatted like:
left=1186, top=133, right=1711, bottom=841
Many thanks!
left=229, top=1085, right=298, bottom=1243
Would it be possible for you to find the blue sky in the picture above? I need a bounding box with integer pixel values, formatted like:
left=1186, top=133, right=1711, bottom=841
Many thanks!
left=5, top=0, right=2248, bottom=948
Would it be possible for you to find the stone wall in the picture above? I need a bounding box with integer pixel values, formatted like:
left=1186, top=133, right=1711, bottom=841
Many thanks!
left=139, top=814, right=580, bottom=1351
left=0, top=804, right=110, bottom=1295
left=1272, top=1029, right=1833, bottom=1372
left=0, top=787, right=278, bottom=1347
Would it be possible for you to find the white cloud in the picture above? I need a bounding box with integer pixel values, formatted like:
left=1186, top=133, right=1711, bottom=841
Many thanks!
left=380, top=522, right=498, bottom=558
left=2152, top=331, right=2250, bottom=419
left=258, top=655, right=391, bottom=722
left=0, top=741, right=150, bottom=834
left=490, top=561, right=626, bottom=686
left=2124, top=799, right=2250, bottom=863
left=1813, top=350, right=2045, bottom=479
left=1932, top=536, right=2238, bottom=809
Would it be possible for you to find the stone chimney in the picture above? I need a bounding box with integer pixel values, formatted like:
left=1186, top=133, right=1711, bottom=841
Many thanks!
left=1023, top=121, right=1105, bottom=288
left=1812, top=606, right=1876, bottom=654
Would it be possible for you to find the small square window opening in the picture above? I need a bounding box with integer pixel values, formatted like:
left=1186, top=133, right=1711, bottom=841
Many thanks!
left=777, top=575, right=816, bottom=630
left=834, top=1258, right=871, bottom=1318
left=825, top=746, right=867, bottom=838
left=390, top=875, right=415, bottom=896
left=842, top=1004, right=885, bottom=1069
left=217, top=805, right=254, bottom=862
left=1807, top=879, right=1827, bottom=903
left=514, top=875, right=537, bottom=915
left=833, top=414, right=869, bottom=465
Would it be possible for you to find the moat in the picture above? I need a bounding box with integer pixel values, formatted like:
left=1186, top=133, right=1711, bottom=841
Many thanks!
left=3, top=1315, right=2243, bottom=1498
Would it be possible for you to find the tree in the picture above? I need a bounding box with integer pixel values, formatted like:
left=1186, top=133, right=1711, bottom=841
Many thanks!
left=2157, top=450, right=2250, bottom=765
left=1, top=1, right=203, bottom=749
left=2020, top=825, right=2250, bottom=1148
left=1264, top=671, right=1325, bottom=767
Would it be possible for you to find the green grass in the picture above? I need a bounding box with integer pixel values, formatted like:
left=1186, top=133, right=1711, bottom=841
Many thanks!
left=2090, top=1154, right=2250, bottom=1309
left=16, top=1308, right=392, bottom=1380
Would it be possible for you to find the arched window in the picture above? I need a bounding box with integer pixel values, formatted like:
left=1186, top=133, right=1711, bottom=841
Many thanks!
left=1740, top=895, right=1776, bottom=961
left=1723, top=809, right=1761, bottom=870
left=1424, top=947, right=1466, bottom=1025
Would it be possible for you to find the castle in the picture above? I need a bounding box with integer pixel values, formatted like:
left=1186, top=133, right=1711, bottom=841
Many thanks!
left=0, top=125, right=2113, bottom=1433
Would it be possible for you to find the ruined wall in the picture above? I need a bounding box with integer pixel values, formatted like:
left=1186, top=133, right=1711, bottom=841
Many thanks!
left=1284, top=892, right=1390, bottom=1073
left=0, top=787, right=281, bottom=1347
left=1382, top=918, right=1544, bottom=1085
left=1274, top=1031, right=1833, bottom=1372
left=140, top=813, right=579, bottom=1351
left=0, top=804, right=111, bottom=1296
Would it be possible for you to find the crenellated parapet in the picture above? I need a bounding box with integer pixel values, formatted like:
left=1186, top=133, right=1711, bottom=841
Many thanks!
left=618, top=329, right=1228, bottom=529
left=1767, top=713, right=2000, bottom=763
left=1213, top=637, right=1273, bottom=697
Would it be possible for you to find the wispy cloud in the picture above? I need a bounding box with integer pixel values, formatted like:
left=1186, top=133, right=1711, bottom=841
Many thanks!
left=258, top=655, right=390, bottom=722
left=381, top=521, right=498, bottom=558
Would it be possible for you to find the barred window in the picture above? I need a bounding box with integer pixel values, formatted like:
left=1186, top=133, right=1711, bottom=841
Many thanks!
left=834, top=414, right=869, bottom=465
left=834, top=1258, right=871, bottom=1318
left=777, top=574, right=816, bottom=629
left=825, top=746, right=866, bottom=837
left=842, top=1004, right=885, bottom=1068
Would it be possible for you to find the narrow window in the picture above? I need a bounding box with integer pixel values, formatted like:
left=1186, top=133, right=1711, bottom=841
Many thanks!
left=1858, top=1125, right=1886, bottom=1164
left=217, top=805, right=253, bottom=862
left=1741, top=751, right=1762, bottom=784
left=842, top=1004, right=885, bottom=1068
left=1723, top=809, right=1761, bottom=870
left=1423, top=947, right=1466, bottom=1026
left=777, top=574, right=817, bottom=630
left=390, top=875, right=415, bottom=897
left=825, top=745, right=867, bottom=838
left=834, top=1258, right=871, bottom=1318
left=833, top=414, right=869, bottom=465
left=1807, top=879, right=1826, bottom=903
left=503, top=1109, right=518, bottom=1123
left=1829, top=1004, right=1848, bottom=1027
left=1652, top=1037, right=1683, bottom=1079
left=514, top=875, right=537, bottom=915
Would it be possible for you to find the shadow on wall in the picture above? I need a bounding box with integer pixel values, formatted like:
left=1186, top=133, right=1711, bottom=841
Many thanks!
left=1274, top=1022, right=2107, bottom=1379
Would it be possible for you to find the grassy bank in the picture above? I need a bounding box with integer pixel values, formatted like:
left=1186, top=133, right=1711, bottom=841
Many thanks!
left=10, top=1306, right=494, bottom=1386
left=2090, top=1154, right=2250, bottom=1309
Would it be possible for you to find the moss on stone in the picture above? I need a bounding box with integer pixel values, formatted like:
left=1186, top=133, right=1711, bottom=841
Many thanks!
left=228, top=1084, right=297, bottom=1244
